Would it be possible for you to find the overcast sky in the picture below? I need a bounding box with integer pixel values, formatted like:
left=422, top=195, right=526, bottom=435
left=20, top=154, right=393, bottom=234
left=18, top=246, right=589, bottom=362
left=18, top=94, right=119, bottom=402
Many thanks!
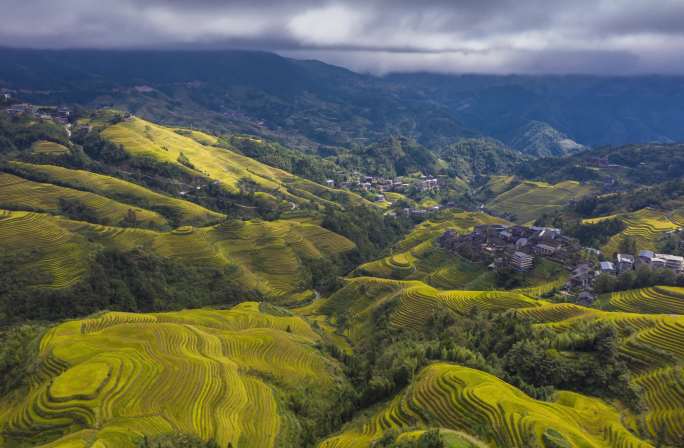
left=2, top=0, right=684, bottom=75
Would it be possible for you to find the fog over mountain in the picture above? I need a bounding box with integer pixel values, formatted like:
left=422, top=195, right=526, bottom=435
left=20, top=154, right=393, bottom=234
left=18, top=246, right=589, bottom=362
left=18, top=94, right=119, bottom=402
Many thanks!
left=3, top=0, right=684, bottom=75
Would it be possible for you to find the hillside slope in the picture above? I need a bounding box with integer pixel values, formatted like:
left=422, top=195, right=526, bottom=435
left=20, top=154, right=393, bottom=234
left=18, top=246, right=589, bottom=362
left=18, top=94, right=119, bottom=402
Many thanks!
left=0, top=302, right=350, bottom=448
left=320, top=363, right=650, bottom=448
left=0, top=208, right=354, bottom=303
left=510, top=121, right=586, bottom=158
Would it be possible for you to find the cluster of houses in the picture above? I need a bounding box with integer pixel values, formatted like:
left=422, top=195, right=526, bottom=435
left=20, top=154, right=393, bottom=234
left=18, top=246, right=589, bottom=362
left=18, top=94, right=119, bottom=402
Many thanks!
left=568, top=250, right=684, bottom=303
left=438, top=222, right=684, bottom=304
left=595, top=251, right=684, bottom=276
left=330, top=173, right=444, bottom=202
left=3, top=102, right=71, bottom=125
left=438, top=223, right=581, bottom=272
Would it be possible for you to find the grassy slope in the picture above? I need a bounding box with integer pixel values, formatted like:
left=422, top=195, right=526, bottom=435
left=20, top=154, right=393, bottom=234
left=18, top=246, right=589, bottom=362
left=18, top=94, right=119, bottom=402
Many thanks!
left=324, top=277, right=539, bottom=343
left=583, top=207, right=682, bottom=255
left=0, top=302, right=347, bottom=448
left=487, top=180, right=595, bottom=224
left=320, top=363, right=650, bottom=448
left=100, top=117, right=371, bottom=209
left=30, top=140, right=70, bottom=155
left=0, top=172, right=167, bottom=228
left=0, top=208, right=354, bottom=296
left=604, top=286, right=684, bottom=314
left=8, top=161, right=224, bottom=227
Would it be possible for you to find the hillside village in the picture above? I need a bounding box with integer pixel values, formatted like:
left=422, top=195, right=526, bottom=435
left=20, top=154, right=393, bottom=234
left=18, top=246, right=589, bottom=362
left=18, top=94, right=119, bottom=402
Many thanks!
left=439, top=223, right=684, bottom=303
left=2, top=95, right=72, bottom=126
left=328, top=171, right=448, bottom=216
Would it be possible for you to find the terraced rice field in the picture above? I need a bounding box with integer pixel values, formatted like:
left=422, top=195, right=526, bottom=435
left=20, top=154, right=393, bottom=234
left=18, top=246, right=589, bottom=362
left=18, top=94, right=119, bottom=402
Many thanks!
left=583, top=208, right=680, bottom=255
left=9, top=161, right=223, bottom=226
left=392, top=284, right=539, bottom=330
left=514, top=301, right=684, bottom=444
left=326, top=277, right=540, bottom=341
left=31, top=140, right=70, bottom=155
left=0, top=208, right=354, bottom=298
left=100, top=117, right=369, bottom=208
left=607, top=286, right=684, bottom=314
left=487, top=180, right=595, bottom=223
left=319, top=363, right=651, bottom=448
left=329, top=276, right=684, bottom=445
left=0, top=210, right=90, bottom=288
left=0, top=172, right=167, bottom=227
left=0, top=303, right=343, bottom=448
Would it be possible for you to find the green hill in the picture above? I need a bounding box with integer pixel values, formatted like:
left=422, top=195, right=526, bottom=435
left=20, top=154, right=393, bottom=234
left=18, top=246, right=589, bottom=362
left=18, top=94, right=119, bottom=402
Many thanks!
left=320, top=363, right=649, bottom=448
left=96, top=115, right=371, bottom=210
left=487, top=180, right=595, bottom=223
left=0, top=302, right=351, bottom=448
left=6, top=161, right=224, bottom=227
left=0, top=209, right=354, bottom=307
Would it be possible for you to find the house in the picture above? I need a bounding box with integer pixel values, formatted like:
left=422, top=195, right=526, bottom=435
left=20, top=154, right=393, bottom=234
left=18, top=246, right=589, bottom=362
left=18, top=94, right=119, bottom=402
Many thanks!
left=639, top=250, right=655, bottom=265
left=656, top=254, right=684, bottom=272
left=568, top=264, right=594, bottom=289
left=599, top=261, right=616, bottom=275
left=499, top=230, right=513, bottom=241
left=531, top=226, right=561, bottom=240
left=373, top=194, right=386, bottom=202
left=325, top=179, right=335, bottom=187
left=511, top=251, right=534, bottom=272
left=577, top=291, right=596, bottom=305
left=651, top=257, right=667, bottom=270
left=616, top=253, right=635, bottom=273
left=585, top=247, right=602, bottom=257
left=534, top=243, right=557, bottom=256
left=6, top=103, right=33, bottom=115
left=515, top=238, right=529, bottom=250
left=360, top=182, right=371, bottom=191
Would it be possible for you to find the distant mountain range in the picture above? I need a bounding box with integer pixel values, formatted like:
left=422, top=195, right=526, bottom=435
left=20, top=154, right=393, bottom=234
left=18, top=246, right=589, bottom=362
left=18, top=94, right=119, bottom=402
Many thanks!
left=1, top=48, right=684, bottom=157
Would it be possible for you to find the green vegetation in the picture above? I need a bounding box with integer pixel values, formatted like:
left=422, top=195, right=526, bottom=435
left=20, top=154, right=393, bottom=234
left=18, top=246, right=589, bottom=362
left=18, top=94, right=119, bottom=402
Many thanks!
left=5, top=161, right=224, bottom=227
left=582, top=208, right=681, bottom=256
left=320, top=364, right=646, bottom=448
left=0, top=303, right=352, bottom=447
left=0, top=113, right=69, bottom=155
left=606, top=286, right=684, bottom=314
left=486, top=180, right=595, bottom=223
left=0, top=172, right=168, bottom=227
left=2, top=103, right=684, bottom=448
left=30, top=140, right=70, bottom=156
left=0, top=209, right=355, bottom=323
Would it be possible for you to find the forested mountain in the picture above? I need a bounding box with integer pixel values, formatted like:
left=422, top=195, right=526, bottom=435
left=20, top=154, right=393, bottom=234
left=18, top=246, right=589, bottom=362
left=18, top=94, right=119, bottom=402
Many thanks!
left=3, top=48, right=684, bottom=155
left=509, top=121, right=586, bottom=157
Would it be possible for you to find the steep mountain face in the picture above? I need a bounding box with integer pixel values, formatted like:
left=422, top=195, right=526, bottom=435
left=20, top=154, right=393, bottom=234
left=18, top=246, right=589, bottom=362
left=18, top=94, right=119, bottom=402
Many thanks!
left=386, top=73, right=684, bottom=147
left=510, top=120, right=586, bottom=157
left=516, top=142, right=684, bottom=185
left=436, top=137, right=526, bottom=180
left=0, top=48, right=473, bottom=151
left=4, top=49, right=684, bottom=158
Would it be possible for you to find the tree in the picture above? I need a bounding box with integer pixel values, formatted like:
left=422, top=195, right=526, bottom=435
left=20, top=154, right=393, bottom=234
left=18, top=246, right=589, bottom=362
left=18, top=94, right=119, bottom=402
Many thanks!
left=618, top=236, right=637, bottom=255
left=121, top=208, right=138, bottom=227
left=237, top=177, right=258, bottom=197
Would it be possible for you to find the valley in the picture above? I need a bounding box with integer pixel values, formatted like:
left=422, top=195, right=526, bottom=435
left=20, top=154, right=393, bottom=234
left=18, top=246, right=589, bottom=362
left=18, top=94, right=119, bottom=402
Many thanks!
left=1, top=49, right=684, bottom=448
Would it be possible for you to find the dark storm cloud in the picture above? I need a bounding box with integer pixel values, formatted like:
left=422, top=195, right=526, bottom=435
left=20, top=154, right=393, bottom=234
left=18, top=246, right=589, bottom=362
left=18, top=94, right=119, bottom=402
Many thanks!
left=2, top=0, right=684, bottom=74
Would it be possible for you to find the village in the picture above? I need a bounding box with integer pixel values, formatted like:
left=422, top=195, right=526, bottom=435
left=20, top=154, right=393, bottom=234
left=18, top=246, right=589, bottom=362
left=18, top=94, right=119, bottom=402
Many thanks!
left=1, top=91, right=72, bottom=126
left=325, top=171, right=450, bottom=216
left=438, top=223, right=684, bottom=303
